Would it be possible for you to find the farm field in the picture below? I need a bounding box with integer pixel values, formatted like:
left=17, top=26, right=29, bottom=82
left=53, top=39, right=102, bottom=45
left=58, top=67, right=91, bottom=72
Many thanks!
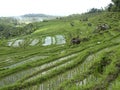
left=0, top=12, right=120, bottom=90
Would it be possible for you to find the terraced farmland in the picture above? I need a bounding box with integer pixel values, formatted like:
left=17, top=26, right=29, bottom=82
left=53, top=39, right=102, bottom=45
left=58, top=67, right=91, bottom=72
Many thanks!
left=0, top=12, right=120, bottom=90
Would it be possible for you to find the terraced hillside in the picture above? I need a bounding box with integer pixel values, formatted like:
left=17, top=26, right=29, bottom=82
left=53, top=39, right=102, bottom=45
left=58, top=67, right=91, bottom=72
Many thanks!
left=0, top=12, right=120, bottom=90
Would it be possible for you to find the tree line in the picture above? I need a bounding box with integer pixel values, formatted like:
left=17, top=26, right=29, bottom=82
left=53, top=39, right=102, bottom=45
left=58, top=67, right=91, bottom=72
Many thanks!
left=0, top=17, right=38, bottom=39
left=107, top=0, right=120, bottom=12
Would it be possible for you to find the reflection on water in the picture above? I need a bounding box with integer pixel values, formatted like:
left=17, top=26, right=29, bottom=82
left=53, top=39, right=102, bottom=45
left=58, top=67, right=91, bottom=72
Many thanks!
left=12, top=39, right=24, bottom=47
left=7, top=35, right=66, bottom=47
left=56, top=35, right=66, bottom=44
left=29, top=39, right=39, bottom=46
left=8, top=42, right=13, bottom=46
left=42, top=36, right=52, bottom=46
left=42, top=35, right=66, bottom=46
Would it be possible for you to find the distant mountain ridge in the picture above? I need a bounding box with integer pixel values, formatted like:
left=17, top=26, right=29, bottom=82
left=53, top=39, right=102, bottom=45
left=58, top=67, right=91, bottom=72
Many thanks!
left=21, top=13, right=55, bottom=17
left=0, top=13, right=58, bottom=24
left=14, top=13, right=58, bottom=24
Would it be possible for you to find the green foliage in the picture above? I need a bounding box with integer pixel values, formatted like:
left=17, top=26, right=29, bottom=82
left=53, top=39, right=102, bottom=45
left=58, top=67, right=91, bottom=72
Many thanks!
left=0, top=12, right=120, bottom=90
left=107, top=3, right=114, bottom=12
left=0, top=17, right=18, bottom=25
left=107, top=0, right=120, bottom=12
left=0, top=22, right=38, bottom=39
left=88, top=8, right=103, bottom=13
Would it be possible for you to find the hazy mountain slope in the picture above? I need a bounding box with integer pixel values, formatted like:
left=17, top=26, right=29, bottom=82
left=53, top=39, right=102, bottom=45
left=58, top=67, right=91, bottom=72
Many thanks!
left=0, top=14, right=58, bottom=39
left=15, top=13, right=57, bottom=24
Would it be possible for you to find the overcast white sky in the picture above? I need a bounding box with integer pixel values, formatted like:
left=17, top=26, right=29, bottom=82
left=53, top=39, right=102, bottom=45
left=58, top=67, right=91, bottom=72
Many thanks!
left=0, top=0, right=111, bottom=17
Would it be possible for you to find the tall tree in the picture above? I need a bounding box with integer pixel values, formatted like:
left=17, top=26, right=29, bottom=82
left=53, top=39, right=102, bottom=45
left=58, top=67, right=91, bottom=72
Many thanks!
left=107, top=3, right=113, bottom=11
left=111, top=0, right=120, bottom=11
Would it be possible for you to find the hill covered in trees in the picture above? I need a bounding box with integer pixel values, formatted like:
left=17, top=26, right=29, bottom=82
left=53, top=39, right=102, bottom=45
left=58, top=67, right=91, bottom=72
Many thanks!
left=0, top=14, right=57, bottom=39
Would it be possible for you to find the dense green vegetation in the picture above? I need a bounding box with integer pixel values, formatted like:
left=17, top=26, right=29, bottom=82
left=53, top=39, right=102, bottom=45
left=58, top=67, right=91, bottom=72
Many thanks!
left=107, top=0, right=120, bottom=12
left=0, top=14, right=56, bottom=39
left=0, top=11, right=120, bottom=90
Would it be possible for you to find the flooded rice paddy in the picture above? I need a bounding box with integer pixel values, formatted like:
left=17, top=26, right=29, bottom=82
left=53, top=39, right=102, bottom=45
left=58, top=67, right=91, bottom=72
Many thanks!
left=7, top=35, right=66, bottom=47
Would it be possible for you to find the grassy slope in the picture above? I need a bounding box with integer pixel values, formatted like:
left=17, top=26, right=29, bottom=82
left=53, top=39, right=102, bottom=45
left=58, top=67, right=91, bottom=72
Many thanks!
left=0, top=12, right=120, bottom=90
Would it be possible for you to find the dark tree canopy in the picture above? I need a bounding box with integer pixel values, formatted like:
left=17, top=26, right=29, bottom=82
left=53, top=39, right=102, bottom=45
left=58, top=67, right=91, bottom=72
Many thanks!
left=88, top=8, right=103, bottom=13
left=107, top=0, right=120, bottom=12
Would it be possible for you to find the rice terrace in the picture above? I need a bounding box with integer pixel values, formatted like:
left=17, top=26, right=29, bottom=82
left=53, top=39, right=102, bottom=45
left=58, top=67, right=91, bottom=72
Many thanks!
left=0, top=0, right=120, bottom=90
